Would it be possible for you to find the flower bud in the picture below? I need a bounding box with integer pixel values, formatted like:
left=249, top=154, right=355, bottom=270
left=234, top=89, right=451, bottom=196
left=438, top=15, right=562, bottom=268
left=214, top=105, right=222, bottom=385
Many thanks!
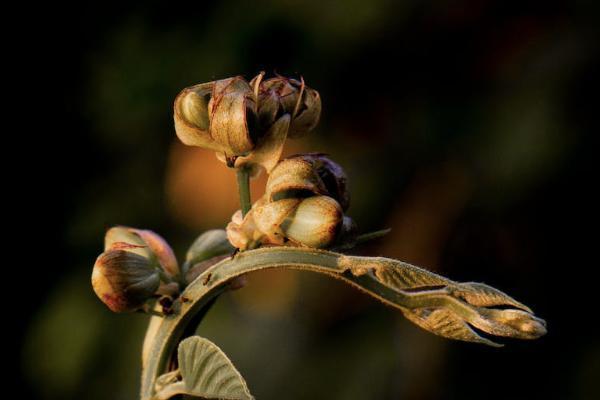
left=92, top=250, right=160, bottom=312
left=105, top=226, right=179, bottom=280
left=259, top=76, right=321, bottom=138
left=174, top=82, right=224, bottom=151
left=175, top=74, right=303, bottom=175
left=282, top=196, right=343, bottom=248
left=208, top=77, right=257, bottom=156
left=267, top=153, right=350, bottom=211
left=92, top=226, right=180, bottom=313
left=174, top=76, right=257, bottom=158
left=227, top=195, right=343, bottom=250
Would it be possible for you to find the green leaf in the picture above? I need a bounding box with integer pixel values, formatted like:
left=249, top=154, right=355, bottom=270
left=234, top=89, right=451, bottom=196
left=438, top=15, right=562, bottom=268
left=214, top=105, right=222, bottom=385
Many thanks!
left=153, top=336, right=253, bottom=400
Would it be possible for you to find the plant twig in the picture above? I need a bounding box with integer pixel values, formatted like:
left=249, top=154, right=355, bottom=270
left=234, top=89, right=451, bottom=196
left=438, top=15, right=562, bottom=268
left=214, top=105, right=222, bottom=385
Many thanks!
left=140, top=246, right=545, bottom=399
left=236, top=166, right=252, bottom=217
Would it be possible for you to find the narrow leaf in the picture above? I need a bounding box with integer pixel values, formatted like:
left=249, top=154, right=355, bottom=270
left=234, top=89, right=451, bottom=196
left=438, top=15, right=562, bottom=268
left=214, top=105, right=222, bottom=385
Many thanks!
left=452, top=282, right=532, bottom=312
left=402, top=307, right=502, bottom=347
left=373, top=260, right=451, bottom=290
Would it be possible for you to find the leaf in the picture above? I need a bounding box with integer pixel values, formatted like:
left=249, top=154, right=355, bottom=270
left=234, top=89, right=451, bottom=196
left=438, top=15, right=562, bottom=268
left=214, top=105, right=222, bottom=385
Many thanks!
left=452, top=282, right=532, bottom=312
left=373, top=260, right=451, bottom=290
left=153, top=336, right=253, bottom=400
left=401, top=307, right=502, bottom=347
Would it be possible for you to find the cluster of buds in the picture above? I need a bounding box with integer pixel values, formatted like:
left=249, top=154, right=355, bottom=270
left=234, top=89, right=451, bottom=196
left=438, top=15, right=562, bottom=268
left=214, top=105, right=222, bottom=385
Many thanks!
left=226, top=154, right=357, bottom=250
left=174, top=73, right=321, bottom=175
left=92, top=227, right=236, bottom=313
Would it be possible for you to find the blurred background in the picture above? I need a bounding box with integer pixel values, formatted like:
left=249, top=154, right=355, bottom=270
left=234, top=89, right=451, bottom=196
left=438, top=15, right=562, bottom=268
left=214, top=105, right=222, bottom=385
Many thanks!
left=14, top=0, right=598, bottom=399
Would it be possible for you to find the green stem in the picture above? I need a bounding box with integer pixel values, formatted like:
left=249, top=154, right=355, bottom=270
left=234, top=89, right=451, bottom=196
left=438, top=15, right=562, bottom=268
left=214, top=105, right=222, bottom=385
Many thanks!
left=236, top=166, right=251, bottom=217
left=139, top=247, right=477, bottom=400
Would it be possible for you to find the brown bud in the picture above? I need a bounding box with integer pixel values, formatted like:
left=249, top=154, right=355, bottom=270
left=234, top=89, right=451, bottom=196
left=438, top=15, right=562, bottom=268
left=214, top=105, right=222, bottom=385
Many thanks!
left=174, top=76, right=257, bottom=158
left=267, top=153, right=350, bottom=211
left=283, top=196, right=343, bottom=248
left=259, top=76, right=321, bottom=138
left=227, top=195, right=343, bottom=250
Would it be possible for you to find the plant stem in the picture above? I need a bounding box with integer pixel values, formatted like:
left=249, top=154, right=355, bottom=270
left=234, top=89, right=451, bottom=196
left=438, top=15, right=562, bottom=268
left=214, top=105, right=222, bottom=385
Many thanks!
left=139, top=247, right=479, bottom=400
left=236, top=166, right=252, bottom=217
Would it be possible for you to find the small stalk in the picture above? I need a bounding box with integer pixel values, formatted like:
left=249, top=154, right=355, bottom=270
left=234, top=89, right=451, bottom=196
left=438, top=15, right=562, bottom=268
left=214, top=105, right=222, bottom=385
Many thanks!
left=354, top=228, right=391, bottom=245
left=236, top=166, right=252, bottom=217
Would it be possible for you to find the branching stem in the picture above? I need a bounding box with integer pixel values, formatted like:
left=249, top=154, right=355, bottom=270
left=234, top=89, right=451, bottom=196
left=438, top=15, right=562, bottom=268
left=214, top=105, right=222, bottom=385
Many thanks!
left=140, top=247, right=485, bottom=399
left=236, top=166, right=252, bottom=217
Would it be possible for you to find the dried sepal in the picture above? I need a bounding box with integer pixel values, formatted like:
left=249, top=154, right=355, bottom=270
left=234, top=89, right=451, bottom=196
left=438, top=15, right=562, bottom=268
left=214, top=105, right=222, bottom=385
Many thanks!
left=266, top=155, right=328, bottom=200
left=208, top=77, right=257, bottom=156
left=259, top=76, right=321, bottom=138
left=252, top=198, right=302, bottom=244
left=226, top=209, right=262, bottom=250
left=232, top=114, right=291, bottom=176
left=289, top=84, right=321, bottom=137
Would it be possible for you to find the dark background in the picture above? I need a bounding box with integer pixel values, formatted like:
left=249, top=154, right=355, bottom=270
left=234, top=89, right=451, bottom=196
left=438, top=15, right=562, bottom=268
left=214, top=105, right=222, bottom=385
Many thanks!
left=13, top=1, right=598, bottom=399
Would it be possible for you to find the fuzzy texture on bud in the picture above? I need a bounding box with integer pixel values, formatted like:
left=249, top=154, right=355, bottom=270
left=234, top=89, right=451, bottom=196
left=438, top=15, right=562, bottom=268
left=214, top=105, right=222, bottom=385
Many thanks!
left=92, top=227, right=179, bottom=312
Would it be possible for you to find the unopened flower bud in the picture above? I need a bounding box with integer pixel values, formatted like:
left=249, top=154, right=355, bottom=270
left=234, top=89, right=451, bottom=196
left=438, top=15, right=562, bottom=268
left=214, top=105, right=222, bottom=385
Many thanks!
left=175, top=74, right=298, bottom=175
left=105, top=226, right=179, bottom=280
left=281, top=196, right=343, bottom=248
left=174, top=76, right=257, bottom=158
left=267, top=153, right=350, bottom=211
left=259, top=76, right=321, bottom=138
left=92, top=250, right=160, bottom=312
left=92, top=226, right=180, bottom=313
left=227, top=195, right=343, bottom=250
